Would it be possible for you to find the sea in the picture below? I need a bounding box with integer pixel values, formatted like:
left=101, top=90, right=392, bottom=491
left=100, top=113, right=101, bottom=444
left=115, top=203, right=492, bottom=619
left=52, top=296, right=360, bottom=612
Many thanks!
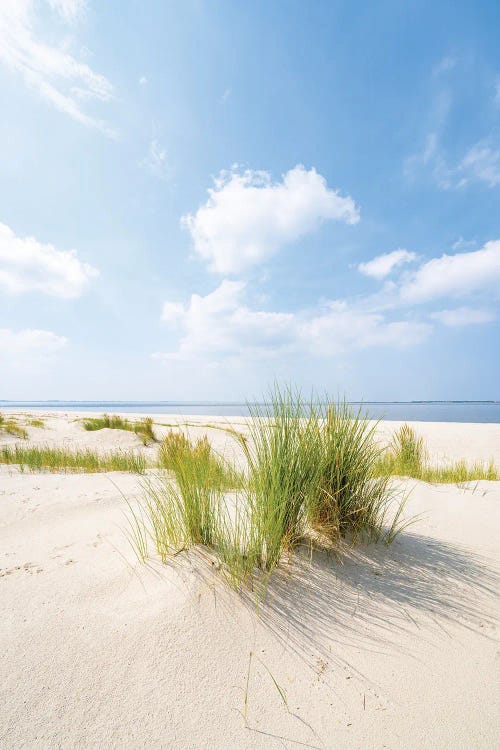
left=1, top=401, right=499, bottom=423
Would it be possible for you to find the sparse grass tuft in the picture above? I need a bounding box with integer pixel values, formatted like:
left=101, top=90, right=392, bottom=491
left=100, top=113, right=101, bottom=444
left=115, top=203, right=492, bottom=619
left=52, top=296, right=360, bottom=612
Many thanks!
left=0, top=413, right=28, bottom=439
left=82, top=413, right=157, bottom=443
left=27, top=418, right=45, bottom=428
left=418, top=459, right=499, bottom=483
left=375, top=423, right=499, bottom=483
left=0, top=444, right=146, bottom=474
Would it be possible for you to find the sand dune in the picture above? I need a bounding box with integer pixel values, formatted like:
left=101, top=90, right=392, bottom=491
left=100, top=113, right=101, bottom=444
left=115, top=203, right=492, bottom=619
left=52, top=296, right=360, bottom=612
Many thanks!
left=1, top=414, right=499, bottom=748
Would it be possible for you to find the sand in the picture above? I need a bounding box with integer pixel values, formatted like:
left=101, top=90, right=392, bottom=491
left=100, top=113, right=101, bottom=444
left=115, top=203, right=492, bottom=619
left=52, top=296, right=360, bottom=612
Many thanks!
left=1, top=413, right=499, bottom=749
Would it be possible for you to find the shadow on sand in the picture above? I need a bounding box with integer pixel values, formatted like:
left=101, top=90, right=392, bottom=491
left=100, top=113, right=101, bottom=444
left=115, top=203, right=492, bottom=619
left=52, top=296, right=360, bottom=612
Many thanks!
left=240, top=531, right=499, bottom=671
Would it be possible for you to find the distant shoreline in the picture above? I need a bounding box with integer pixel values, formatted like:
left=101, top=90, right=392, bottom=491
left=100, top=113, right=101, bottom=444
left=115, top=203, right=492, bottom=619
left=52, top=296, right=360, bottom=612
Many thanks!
left=1, top=401, right=499, bottom=423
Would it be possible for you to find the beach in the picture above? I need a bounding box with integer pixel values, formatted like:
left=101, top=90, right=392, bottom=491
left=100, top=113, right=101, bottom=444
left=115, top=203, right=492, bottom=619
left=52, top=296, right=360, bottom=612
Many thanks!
left=1, top=413, right=499, bottom=749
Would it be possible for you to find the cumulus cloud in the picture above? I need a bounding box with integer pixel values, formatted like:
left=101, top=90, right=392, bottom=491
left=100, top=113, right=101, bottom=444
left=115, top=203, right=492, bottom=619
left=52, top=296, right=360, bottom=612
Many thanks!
left=399, top=240, right=500, bottom=303
left=0, top=222, right=99, bottom=297
left=0, top=328, right=68, bottom=355
left=430, top=307, right=496, bottom=326
left=181, top=165, right=360, bottom=274
left=358, top=249, right=416, bottom=280
left=0, top=0, right=114, bottom=135
left=156, top=280, right=430, bottom=364
left=161, top=301, right=185, bottom=324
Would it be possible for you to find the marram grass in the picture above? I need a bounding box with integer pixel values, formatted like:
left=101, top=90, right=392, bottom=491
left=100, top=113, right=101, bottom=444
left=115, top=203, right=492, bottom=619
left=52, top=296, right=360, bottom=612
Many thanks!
left=375, top=423, right=499, bottom=482
left=82, top=413, right=157, bottom=444
left=0, top=444, right=147, bottom=474
left=128, top=388, right=408, bottom=590
left=158, top=430, right=243, bottom=490
left=0, top=413, right=28, bottom=439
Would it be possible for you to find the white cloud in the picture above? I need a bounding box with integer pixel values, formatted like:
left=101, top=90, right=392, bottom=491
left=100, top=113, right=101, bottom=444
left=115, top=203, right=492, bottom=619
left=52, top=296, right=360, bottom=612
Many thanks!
left=358, top=249, right=416, bottom=280
left=0, top=328, right=68, bottom=355
left=161, top=301, right=185, bottom=324
left=300, top=302, right=430, bottom=355
left=430, top=307, right=496, bottom=327
left=181, top=165, right=360, bottom=274
left=140, top=139, right=169, bottom=179
left=0, top=222, right=99, bottom=297
left=399, top=240, right=500, bottom=303
left=0, top=0, right=114, bottom=135
left=461, top=143, right=500, bottom=187
left=156, top=280, right=430, bottom=364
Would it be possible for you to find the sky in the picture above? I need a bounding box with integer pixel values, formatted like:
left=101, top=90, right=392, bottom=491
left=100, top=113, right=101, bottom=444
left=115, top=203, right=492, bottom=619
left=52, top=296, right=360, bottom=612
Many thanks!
left=0, top=0, right=499, bottom=401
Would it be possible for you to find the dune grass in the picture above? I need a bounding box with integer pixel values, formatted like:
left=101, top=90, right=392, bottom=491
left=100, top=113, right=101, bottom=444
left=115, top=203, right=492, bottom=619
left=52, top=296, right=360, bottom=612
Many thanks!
left=376, top=423, right=499, bottom=482
left=129, top=388, right=406, bottom=590
left=0, top=444, right=147, bottom=474
left=309, top=401, right=403, bottom=545
left=82, top=413, right=157, bottom=444
left=0, top=413, right=28, bottom=439
left=130, top=431, right=246, bottom=565
left=27, top=418, right=45, bottom=428
left=159, top=430, right=243, bottom=490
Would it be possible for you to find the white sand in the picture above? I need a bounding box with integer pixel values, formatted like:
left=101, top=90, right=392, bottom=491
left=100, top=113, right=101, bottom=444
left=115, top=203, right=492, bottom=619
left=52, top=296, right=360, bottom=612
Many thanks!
left=1, top=414, right=499, bottom=748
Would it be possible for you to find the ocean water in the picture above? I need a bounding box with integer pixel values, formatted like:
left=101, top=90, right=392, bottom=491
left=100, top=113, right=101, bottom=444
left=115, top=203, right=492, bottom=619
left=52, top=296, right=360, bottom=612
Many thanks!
left=1, top=401, right=499, bottom=423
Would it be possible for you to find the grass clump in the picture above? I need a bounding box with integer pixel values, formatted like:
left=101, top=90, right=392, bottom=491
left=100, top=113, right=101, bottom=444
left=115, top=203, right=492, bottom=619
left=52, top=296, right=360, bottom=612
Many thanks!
left=27, top=418, right=45, bottom=428
left=126, top=431, right=246, bottom=567
left=0, top=413, right=28, bottom=439
left=82, top=413, right=157, bottom=444
left=242, top=389, right=324, bottom=572
left=376, top=423, right=499, bottom=482
left=159, top=430, right=243, bottom=490
left=308, top=402, right=403, bottom=545
left=384, top=423, right=426, bottom=477
left=129, top=388, right=405, bottom=590
left=0, top=444, right=146, bottom=474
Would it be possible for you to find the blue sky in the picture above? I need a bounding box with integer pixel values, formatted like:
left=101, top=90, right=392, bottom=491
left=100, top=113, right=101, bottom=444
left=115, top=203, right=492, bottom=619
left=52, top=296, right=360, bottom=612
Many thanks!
left=0, top=0, right=499, bottom=400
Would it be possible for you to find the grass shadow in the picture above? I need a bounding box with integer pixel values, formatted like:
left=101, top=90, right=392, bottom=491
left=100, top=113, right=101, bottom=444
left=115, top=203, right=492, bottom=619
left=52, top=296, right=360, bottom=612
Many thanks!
left=243, top=531, right=499, bottom=672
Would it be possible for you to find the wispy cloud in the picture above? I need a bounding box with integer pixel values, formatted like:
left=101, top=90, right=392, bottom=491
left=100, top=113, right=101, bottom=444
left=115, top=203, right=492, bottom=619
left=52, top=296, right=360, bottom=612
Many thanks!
left=430, top=307, right=496, bottom=327
left=139, top=138, right=169, bottom=180
left=460, top=142, right=500, bottom=187
left=0, top=0, right=114, bottom=135
left=358, top=249, right=416, bottom=280
left=47, top=0, right=86, bottom=23
left=0, top=327, right=68, bottom=356
left=182, top=165, right=360, bottom=274
left=404, top=60, right=500, bottom=190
